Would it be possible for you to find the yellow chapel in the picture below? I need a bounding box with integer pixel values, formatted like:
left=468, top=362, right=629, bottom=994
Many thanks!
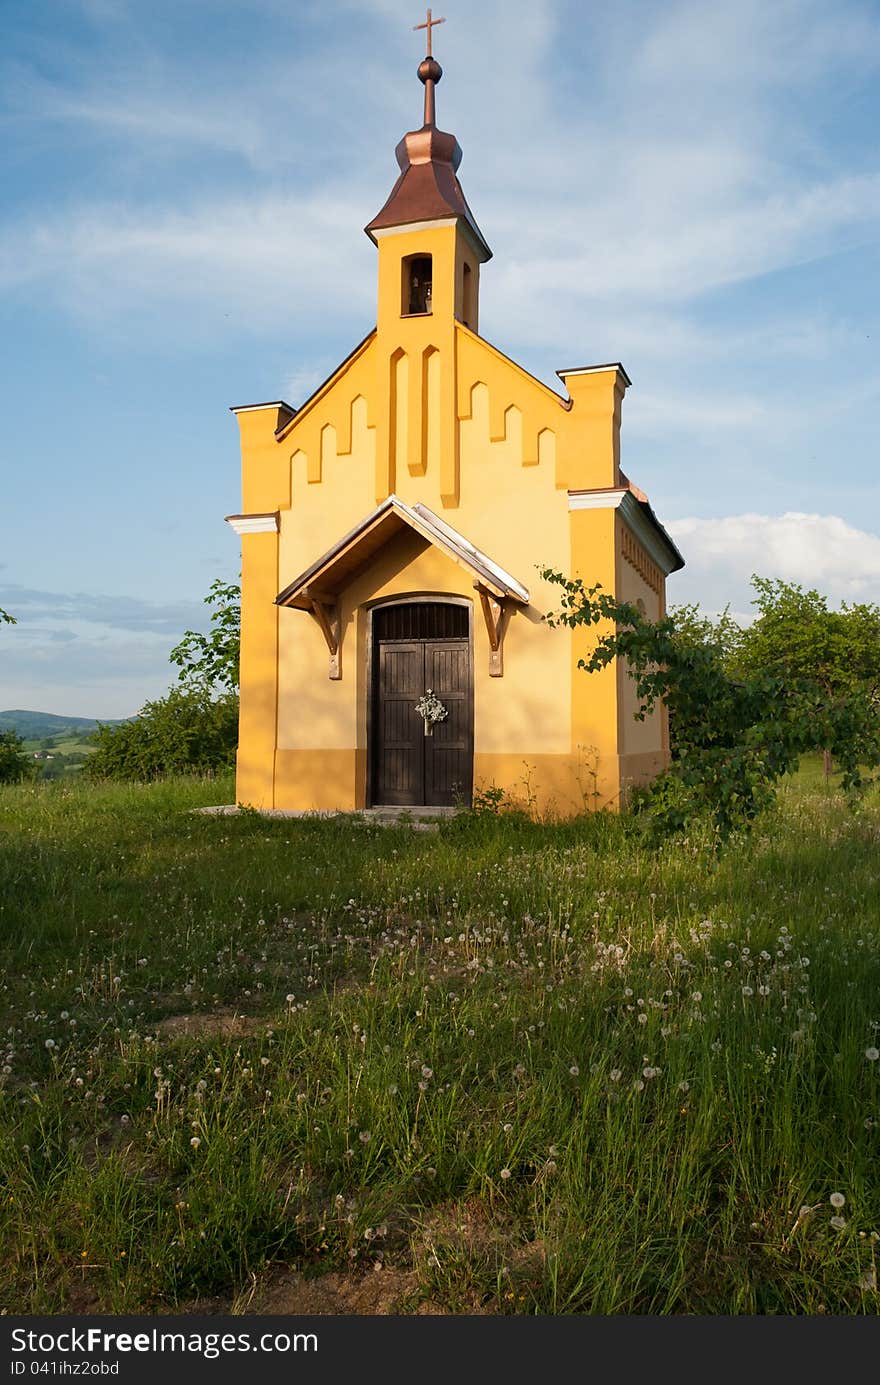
left=226, top=22, right=684, bottom=816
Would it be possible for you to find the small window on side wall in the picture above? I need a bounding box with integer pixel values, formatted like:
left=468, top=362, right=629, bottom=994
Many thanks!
left=462, top=262, right=474, bottom=328
left=402, top=255, right=432, bottom=315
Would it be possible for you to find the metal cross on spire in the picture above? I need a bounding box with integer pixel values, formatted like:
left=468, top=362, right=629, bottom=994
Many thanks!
left=413, top=8, right=445, bottom=57
left=413, top=9, right=446, bottom=126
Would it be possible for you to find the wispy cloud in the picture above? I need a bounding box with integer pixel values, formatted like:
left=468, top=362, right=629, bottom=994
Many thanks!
left=0, top=585, right=204, bottom=636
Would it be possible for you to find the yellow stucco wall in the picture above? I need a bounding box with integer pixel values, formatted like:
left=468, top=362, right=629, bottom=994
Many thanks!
left=232, top=212, right=676, bottom=816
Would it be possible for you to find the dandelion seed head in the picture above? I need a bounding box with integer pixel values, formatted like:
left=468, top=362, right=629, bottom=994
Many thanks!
left=830, top=1192, right=846, bottom=1209
left=830, top=1215, right=847, bottom=1231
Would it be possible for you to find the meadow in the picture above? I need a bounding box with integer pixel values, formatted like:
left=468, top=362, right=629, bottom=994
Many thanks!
left=1, top=768, right=878, bottom=1315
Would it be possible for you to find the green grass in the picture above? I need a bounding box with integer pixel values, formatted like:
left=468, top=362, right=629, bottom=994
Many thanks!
left=1, top=769, right=878, bottom=1314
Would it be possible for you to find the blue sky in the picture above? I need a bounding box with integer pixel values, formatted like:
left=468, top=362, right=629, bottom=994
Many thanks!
left=1, top=0, right=879, bottom=717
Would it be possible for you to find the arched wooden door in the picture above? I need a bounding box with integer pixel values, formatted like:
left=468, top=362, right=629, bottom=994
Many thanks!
left=370, top=600, right=473, bottom=807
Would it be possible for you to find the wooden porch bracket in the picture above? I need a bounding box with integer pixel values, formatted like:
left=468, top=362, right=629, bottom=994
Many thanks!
left=476, top=585, right=508, bottom=677
left=303, top=589, right=341, bottom=679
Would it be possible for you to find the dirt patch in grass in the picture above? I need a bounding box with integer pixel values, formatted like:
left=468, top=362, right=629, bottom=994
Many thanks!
left=185, top=1200, right=533, bottom=1316
left=235, top=1266, right=448, bottom=1315
left=152, top=1007, right=270, bottom=1039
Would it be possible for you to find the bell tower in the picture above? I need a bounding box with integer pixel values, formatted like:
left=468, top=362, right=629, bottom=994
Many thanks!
left=365, top=11, right=491, bottom=505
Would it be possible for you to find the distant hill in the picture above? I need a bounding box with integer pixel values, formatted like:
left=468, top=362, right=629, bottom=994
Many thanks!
left=0, top=710, right=128, bottom=740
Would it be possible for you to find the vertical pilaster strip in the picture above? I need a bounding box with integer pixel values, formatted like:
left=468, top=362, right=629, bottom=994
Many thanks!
left=407, top=347, right=426, bottom=475
left=375, top=349, right=398, bottom=502
left=568, top=505, right=621, bottom=808
left=440, top=330, right=460, bottom=506
left=231, top=518, right=280, bottom=809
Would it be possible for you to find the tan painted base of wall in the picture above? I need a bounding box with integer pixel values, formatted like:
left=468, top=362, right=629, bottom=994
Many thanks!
left=473, top=752, right=620, bottom=816
left=237, top=747, right=629, bottom=818
left=267, top=749, right=365, bottom=812
left=234, top=749, right=275, bottom=811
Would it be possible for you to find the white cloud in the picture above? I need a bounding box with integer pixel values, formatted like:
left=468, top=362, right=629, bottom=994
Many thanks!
left=666, top=512, right=880, bottom=611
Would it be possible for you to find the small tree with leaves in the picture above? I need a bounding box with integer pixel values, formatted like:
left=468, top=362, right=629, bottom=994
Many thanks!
left=542, top=570, right=880, bottom=839
left=732, top=578, right=880, bottom=776
left=0, top=731, right=33, bottom=785
left=169, top=579, right=240, bottom=692
left=86, top=579, right=241, bottom=782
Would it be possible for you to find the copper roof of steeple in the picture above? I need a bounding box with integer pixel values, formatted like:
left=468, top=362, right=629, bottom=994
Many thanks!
left=364, top=17, right=492, bottom=261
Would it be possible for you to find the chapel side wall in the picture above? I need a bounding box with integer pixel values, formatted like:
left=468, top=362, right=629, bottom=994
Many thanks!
left=616, top=522, right=670, bottom=795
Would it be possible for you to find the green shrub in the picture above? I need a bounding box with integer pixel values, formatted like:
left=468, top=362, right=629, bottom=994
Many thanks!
left=84, top=687, right=238, bottom=781
left=0, top=730, right=33, bottom=784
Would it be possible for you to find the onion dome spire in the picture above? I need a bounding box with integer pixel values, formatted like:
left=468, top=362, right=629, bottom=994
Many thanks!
left=364, top=10, right=492, bottom=261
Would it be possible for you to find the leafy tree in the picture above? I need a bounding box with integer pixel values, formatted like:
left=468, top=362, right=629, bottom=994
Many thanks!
left=542, top=571, right=880, bottom=839
left=732, top=579, right=880, bottom=775
left=0, top=607, right=15, bottom=625
left=169, top=579, right=240, bottom=692
left=0, top=730, right=33, bottom=785
left=85, top=686, right=238, bottom=782
left=85, top=578, right=241, bottom=782
left=666, top=601, right=741, bottom=662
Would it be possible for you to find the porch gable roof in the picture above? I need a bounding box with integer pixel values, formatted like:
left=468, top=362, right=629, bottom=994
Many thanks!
left=275, top=495, right=530, bottom=610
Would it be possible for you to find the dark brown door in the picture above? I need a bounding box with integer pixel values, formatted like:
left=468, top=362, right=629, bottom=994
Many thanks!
left=372, top=604, right=473, bottom=808
left=424, top=641, right=471, bottom=806
left=375, top=641, right=425, bottom=806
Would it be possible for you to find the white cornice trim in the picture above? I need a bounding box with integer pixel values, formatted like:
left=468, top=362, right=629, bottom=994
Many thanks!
left=225, top=513, right=279, bottom=535
left=568, top=488, right=627, bottom=512
left=371, top=217, right=488, bottom=261
left=371, top=219, right=456, bottom=237
left=568, top=490, right=679, bottom=575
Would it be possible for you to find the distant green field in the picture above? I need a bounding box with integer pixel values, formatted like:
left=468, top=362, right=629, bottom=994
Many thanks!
left=1, top=768, right=878, bottom=1316
left=22, top=735, right=97, bottom=755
